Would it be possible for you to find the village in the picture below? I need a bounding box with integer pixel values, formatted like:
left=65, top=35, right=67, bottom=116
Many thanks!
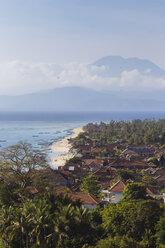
left=44, top=120, right=165, bottom=210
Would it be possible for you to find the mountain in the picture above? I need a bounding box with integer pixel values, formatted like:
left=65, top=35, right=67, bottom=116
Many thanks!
left=93, top=56, right=165, bottom=77
left=1, top=56, right=165, bottom=112
left=0, top=87, right=119, bottom=111
left=0, top=86, right=165, bottom=112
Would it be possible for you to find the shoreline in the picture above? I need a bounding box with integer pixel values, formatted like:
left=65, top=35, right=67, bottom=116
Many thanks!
left=51, top=127, right=83, bottom=168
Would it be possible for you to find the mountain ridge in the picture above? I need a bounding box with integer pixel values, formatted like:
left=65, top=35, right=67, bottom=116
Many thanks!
left=0, top=86, right=164, bottom=112
left=1, top=56, right=165, bottom=111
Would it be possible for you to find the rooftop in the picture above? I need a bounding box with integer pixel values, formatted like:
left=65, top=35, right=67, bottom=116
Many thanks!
left=110, top=180, right=126, bottom=192
left=69, top=192, right=100, bottom=205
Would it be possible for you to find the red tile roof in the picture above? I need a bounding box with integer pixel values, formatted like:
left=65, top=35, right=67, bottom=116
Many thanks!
left=109, top=159, right=155, bottom=169
left=92, top=168, right=108, bottom=175
left=54, top=185, right=70, bottom=195
left=152, top=167, right=165, bottom=176
left=100, top=181, right=111, bottom=188
left=146, top=188, right=154, bottom=195
left=69, top=192, right=100, bottom=205
left=90, top=147, right=101, bottom=153
left=27, top=187, right=39, bottom=194
left=84, top=159, right=103, bottom=166
left=110, top=180, right=126, bottom=192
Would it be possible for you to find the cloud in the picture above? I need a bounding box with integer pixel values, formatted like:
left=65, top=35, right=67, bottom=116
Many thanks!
left=0, top=61, right=165, bottom=95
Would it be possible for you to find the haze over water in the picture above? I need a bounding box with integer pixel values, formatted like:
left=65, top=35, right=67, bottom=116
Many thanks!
left=0, top=111, right=165, bottom=153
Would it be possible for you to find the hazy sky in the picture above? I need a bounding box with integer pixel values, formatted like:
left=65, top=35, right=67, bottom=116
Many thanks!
left=0, top=0, right=165, bottom=94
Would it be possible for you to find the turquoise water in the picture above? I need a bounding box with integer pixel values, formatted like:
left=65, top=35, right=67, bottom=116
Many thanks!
left=0, top=121, right=83, bottom=149
left=0, top=111, right=165, bottom=166
left=0, top=121, right=84, bottom=166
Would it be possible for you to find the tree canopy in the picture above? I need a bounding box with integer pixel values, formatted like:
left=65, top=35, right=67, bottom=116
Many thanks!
left=0, top=142, right=48, bottom=203
left=122, top=183, right=147, bottom=201
left=80, top=174, right=101, bottom=198
left=84, top=119, right=165, bottom=145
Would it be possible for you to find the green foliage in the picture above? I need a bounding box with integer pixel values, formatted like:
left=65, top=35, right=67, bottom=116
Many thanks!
left=84, top=119, right=165, bottom=145
left=122, top=183, right=147, bottom=201
left=0, top=142, right=48, bottom=202
left=156, top=215, right=165, bottom=247
left=116, top=169, right=134, bottom=181
left=0, top=192, right=98, bottom=248
left=0, top=242, right=5, bottom=248
left=0, top=139, right=164, bottom=248
left=0, top=186, right=163, bottom=248
left=72, top=132, right=87, bottom=147
left=102, top=200, right=162, bottom=244
left=80, top=174, right=101, bottom=198
left=66, top=157, right=82, bottom=164
left=160, top=132, right=165, bottom=145
left=142, top=174, right=155, bottom=185
left=114, top=147, right=123, bottom=157
left=93, top=235, right=142, bottom=248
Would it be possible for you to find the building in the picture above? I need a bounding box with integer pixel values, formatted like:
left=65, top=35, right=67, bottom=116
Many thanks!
left=102, top=180, right=126, bottom=203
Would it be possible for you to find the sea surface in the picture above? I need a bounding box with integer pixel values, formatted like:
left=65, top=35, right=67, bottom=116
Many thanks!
left=0, top=111, right=165, bottom=166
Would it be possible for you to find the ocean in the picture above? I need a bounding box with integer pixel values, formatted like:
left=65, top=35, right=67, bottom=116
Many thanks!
left=0, top=111, right=165, bottom=166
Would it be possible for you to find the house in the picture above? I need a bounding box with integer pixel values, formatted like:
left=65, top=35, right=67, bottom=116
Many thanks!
left=109, top=180, right=126, bottom=203
left=71, top=182, right=81, bottom=192
left=84, top=159, right=103, bottom=171
left=151, top=167, right=165, bottom=177
left=126, top=153, right=141, bottom=160
left=151, top=167, right=165, bottom=186
left=154, top=175, right=165, bottom=186
left=146, top=186, right=162, bottom=200
left=80, top=148, right=91, bottom=158
left=101, top=180, right=157, bottom=203
left=54, top=185, right=71, bottom=195
left=101, top=189, right=112, bottom=203
left=108, top=159, right=155, bottom=170
left=54, top=186, right=100, bottom=210
left=39, top=167, right=68, bottom=187
left=100, top=181, right=111, bottom=189
left=102, top=180, right=126, bottom=203
left=122, top=148, right=153, bottom=157
left=60, top=163, right=90, bottom=183
left=69, top=192, right=100, bottom=210
left=90, top=147, right=101, bottom=157
left=92, top=168, right=111, bottom=184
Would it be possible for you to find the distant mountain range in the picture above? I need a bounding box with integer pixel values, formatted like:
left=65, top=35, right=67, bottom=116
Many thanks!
left=1, top=56, right=165, bottom=112
left=0, top=86, right=165, bottom=112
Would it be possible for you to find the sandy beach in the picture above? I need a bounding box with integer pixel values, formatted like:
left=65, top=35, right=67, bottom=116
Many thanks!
left=51, top=127, right=83, bottom=168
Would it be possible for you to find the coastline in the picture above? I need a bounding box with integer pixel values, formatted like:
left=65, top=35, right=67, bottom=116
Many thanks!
left=51, top=127, right=83, bottom=168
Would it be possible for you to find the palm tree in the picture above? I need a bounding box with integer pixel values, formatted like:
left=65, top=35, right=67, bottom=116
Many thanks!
left=54, top=204, right=74, bottom=247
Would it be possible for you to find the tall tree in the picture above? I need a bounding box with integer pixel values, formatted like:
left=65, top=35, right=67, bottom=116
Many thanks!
left=0, top=142, right=48, bottom=201
left=122, top=183, right=147, bottom=201
left=80, top=174, right=101, bottom=198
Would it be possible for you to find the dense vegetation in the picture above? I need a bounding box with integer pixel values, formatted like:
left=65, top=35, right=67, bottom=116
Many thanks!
left=83, top=119, right=165, bottom=145
left=80, top=174, right=101, bottom=198
left=0, top=180, right=164, bottom=247
left=0, top=123, right=165, bottom=247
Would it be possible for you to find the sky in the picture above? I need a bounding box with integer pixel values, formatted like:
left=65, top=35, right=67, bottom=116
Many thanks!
left=0, top=0, right=165, bottom=94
